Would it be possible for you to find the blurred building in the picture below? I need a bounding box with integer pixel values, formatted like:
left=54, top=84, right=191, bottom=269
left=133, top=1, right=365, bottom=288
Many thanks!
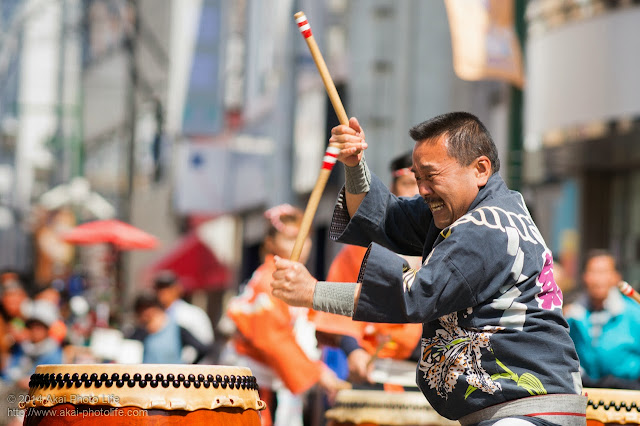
left=523, top=0, right=640, bottom=286
left=0, top=0, right=84, bottom=276
left=0, top=0, right=27, bottom=272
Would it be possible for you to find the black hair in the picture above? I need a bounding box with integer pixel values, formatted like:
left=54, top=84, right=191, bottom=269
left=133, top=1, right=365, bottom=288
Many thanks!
left=154, top=270, right=177, bottom=290
left=134, top=293, right=163, bottom=314
left=585, top=249, right=619, bottom=271
left=409, top=111, right=500, bottom=173
left=389, top=151, right=413, bottom=175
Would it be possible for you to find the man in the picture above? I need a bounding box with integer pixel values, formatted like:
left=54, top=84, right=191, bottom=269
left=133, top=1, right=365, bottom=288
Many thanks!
left=154, top=270, right=214, bottom=362
left=132, top=293, right=209, bottom=364
left=272, top=112, right=585, bottom=425
left=565, top=250, right=640, bottom=389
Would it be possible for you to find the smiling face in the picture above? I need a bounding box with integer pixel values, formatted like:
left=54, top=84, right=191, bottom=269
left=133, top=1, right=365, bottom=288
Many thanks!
left=412, top=134, right=491, bottom=229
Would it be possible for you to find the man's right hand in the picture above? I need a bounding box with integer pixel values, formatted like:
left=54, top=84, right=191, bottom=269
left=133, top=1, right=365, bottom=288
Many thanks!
left=318, top=365, right=351, bottom=404
left=330, top=117, right=367, bottom=167
left=347, top=348, right=374, bottom=384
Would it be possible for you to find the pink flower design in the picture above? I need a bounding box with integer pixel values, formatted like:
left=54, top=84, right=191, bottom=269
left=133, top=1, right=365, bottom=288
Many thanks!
left=535, top=250, right=563, bottom=310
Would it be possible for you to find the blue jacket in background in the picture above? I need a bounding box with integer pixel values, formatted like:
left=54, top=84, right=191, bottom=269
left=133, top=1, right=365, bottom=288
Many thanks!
left=565, top=288, right=640, bottom=382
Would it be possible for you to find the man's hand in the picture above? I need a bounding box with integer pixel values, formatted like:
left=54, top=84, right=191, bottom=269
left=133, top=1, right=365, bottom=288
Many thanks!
left=318, top=365, right=351, bottom=404
left=347, top=348, right=374, bottom=384
left=330, top=117, right=367, bottom=167
left=271, top=256, right=316, bottom=308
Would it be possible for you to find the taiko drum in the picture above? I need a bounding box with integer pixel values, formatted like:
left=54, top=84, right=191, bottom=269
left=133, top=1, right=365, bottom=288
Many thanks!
left=21, top=364, right=265, bottom=425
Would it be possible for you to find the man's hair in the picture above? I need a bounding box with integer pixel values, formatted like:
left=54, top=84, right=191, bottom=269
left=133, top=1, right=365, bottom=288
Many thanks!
left=389, top=151, right=413, bottom=177
left=264, top=204, right=304, bottom=238
left=409, top=111, right=500, bottom=173
left=585, top=249, right=619, bottom=271
left=154, top=270, right=178, bottom=290
left=134, top=293, right=163, bottom=314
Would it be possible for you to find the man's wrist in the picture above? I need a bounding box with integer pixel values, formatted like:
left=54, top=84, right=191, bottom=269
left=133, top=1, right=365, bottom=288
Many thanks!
left=344, top=155, right=371, bottom=194
left=313, top=281, right=357, bottom=317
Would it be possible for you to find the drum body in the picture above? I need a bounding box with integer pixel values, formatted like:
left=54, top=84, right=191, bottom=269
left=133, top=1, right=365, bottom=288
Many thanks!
left=21, top=364, right=265, bottom=425
left=325, top=389, right=458, bottom=426
left=585, top=387, right=640, bottom=426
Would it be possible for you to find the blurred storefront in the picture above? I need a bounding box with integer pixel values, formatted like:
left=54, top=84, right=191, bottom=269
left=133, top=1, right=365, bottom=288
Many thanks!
left=523, top=0, right=640, bottom=286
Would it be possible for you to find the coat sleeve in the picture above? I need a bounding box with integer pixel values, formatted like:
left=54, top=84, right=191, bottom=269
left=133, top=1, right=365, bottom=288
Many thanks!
left=330, top=174, right=430, bottom=256
left=354, top=217, right=518, bottom=324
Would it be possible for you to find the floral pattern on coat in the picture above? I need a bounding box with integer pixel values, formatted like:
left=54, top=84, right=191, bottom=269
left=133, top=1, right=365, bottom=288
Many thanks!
left=418, top=311, right=504, bottom=399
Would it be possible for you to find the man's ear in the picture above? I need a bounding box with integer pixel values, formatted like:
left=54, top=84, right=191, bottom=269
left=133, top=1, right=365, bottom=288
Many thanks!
left=475, top=156, right=491, bottom=187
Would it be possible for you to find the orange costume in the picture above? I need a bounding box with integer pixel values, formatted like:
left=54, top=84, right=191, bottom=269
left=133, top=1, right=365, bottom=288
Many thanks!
left=311, top=245, right=422, bottom=360
left=227, top=255, right=324, bottom=395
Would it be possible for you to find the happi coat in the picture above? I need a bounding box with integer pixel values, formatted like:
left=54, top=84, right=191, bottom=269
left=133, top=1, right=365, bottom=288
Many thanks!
left=330, top=173, right=582, bottom=420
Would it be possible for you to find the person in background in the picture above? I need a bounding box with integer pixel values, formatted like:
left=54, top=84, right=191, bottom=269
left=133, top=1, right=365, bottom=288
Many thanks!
left=2, top=299, right=63, bottom=426
left=32, top=285, right=67, bottom=344
left=0, top=272, right=32, bottom=370
left=132, top=293, right=209, bottom=364
left=565, top=249, right=640, bottom=390
left=2, top=299, right=63, bottom=389
left=224, top=204, right=349, bottom=426
left=312, top=151, right=423, bottom=384
left=153, top=270, right=214, bottom=363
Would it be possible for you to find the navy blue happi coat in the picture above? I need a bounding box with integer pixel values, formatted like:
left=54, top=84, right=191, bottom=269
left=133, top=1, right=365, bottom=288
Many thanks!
left=330, top=173, right=582, bottom=420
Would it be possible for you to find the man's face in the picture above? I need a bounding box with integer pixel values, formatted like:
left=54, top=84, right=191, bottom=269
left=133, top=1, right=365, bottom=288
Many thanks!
left=265, top=231, right=312, bottom=264
left=1, top=288, right=27, bottom=318
left=412, top=135, right=489, bottom=229
left=392, top=173, right=419, bottom=198
left=156, top=286, right=177, bottom=309
left=583, top=255, right=620, bottom=304
left=27, top=322, right=49, bottom=344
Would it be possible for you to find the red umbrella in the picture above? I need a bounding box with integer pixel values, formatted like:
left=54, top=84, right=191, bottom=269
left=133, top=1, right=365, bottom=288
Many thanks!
left=145, top=231, right=230, bottom=292
left=62, top=219, right=159, bottom=250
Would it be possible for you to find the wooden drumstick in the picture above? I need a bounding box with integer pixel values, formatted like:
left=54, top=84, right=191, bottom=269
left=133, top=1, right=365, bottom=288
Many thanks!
left=290, top=11, right=350, bottom=261
left=366, top=339, right=394, bottom=369
left=617, top=281, right=640, bottom=305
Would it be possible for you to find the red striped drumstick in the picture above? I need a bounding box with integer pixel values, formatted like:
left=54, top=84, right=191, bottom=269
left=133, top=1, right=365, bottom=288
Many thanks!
left=290, top=11, right=350, bottom=262
left=617, top=281, right=640, bottom=305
